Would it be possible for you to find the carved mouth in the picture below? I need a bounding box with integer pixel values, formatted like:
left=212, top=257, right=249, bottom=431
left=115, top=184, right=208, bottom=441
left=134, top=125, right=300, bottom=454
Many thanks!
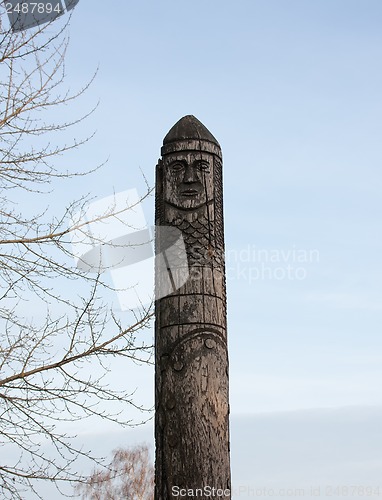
left=181, top=189, right=199, bottom=196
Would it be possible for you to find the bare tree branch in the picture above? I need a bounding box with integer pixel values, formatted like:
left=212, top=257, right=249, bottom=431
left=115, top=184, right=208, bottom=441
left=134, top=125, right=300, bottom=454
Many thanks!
left=0, top=12, right=154, bottom=499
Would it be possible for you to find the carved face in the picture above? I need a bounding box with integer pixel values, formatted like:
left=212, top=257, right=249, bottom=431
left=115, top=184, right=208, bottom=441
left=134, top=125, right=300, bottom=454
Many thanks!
left=163, top=152, right=214, bottom=209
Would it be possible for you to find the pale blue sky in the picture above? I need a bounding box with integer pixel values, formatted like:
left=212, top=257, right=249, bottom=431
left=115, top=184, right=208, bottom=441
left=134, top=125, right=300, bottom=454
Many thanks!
left=5, top=0, right=382, bottom=496
left=54, top=0, right=382, bottom=415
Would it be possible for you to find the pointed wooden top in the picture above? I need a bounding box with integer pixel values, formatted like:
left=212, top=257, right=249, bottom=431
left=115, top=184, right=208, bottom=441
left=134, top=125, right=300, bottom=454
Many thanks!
left=163, top=115, right=220, bottom=147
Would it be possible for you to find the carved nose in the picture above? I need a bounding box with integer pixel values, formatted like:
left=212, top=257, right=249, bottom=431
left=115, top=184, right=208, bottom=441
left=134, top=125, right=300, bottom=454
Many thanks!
left=183, top=165, right=197, bottom=183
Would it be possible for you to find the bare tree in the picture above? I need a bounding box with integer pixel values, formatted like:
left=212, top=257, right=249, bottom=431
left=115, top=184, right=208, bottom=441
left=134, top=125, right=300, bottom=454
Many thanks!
left=76, top=444, right=154, bottom=500
left=0, top=12, right=153, bottom=500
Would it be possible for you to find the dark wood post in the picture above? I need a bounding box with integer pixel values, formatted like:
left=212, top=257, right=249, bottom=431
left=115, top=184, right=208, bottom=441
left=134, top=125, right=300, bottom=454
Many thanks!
left=155, top=115, right=231, bottom=499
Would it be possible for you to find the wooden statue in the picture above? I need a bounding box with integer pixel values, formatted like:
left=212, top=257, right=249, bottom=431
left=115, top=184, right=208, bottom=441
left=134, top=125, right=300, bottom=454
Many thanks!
left=155, top=115, right=231, bottom=499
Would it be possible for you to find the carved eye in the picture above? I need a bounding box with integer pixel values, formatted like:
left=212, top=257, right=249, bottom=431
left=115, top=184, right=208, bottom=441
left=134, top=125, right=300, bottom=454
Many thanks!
left=197, top=162, right=210, bottom=173
left=169, top=162, right=185, bottom=172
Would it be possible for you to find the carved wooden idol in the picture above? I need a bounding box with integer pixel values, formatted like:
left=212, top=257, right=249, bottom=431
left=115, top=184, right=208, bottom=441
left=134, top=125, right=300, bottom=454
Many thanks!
left=155, top=115, right=231, bottom=499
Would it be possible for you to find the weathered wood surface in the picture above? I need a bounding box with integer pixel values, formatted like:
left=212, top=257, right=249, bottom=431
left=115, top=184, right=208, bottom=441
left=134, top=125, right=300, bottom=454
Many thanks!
left=155, top=116, right=231, bottom=499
